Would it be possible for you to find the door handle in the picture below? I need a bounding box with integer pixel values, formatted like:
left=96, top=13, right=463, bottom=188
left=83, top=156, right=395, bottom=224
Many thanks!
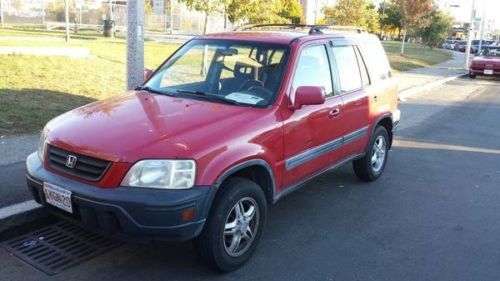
left=329, top=108, right=341, bottom=118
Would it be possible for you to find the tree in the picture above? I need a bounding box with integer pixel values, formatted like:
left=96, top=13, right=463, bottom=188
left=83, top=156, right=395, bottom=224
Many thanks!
left=178, top=0, right=223, bottom=34
left=378, top=1, right=403, bottom=38
left=277, top=0, right=303, bottom=24
left=322, top=0, right=380, bottom=33
left=227, top=0, right=303, bottom=25
left=392, top=0, right=433, bottom=54
left=418, top=9, right=453, bottom=49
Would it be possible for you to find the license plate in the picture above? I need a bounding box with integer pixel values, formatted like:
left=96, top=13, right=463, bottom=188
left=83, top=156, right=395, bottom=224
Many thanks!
left=484, top=69, right=493, bottom=75
left=43, top=182, right=73, bottom=213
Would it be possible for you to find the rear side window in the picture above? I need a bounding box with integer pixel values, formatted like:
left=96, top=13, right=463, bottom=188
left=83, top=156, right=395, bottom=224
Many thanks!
left=359, top=36, right=392, bottom=82
left=331, top=46, right=362, bottom=92
left=292, top=45, right=333, bottom=96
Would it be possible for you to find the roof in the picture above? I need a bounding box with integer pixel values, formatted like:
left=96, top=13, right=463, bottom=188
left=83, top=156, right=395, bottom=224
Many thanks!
left=200, top=31, right=361, bottom=45
left=198, top=25, right=367, bottom=45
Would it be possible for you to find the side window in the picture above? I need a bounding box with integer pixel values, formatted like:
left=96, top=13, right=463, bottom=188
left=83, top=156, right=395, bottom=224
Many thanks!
left=354, top=46, right=370, bottom=86
left=331, top=45, right=362, bottom=93
left=292, top=45, right=333, bottom=96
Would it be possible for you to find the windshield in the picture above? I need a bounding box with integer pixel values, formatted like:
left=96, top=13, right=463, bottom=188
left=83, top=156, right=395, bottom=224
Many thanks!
left=144, top=40, right=289, bottom=107
left=479, top=47, right=500, bottom=57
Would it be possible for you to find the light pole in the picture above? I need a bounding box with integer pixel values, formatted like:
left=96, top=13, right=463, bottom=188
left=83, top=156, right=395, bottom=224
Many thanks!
left=126, top=0, right=145, bottom=90
left=464, top=0, right=476, bottom=70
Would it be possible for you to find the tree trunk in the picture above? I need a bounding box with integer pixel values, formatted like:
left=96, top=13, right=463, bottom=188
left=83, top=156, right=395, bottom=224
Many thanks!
left=400, top=26, right=407, bottom=55
left=203, top=11, right=208, bottom=34
left=64, top=0, right=70, bottom=42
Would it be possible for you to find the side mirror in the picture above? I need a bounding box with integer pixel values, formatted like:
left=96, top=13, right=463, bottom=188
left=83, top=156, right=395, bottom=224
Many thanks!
left=292, top=86, right=326, bottom=109
left=144, top=68, right=154, bottom=81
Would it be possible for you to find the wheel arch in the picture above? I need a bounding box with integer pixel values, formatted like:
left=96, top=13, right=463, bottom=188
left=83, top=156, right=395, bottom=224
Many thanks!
left=214, top=159, right=276, bottom=205
left=369, top=114, right=394, bottom=150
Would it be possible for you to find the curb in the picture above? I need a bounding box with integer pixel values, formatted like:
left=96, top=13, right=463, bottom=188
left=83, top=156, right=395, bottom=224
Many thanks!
left=0, top=201, right=49, bottom=234
left=398, top=73, right=467, bottom=101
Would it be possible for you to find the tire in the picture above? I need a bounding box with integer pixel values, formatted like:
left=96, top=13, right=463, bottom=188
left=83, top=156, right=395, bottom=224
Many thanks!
left=353, top=126, right=390, bottom=182
left=469, top=72, right=476, bottom=79
left=194, top=177, right=267, bottom=272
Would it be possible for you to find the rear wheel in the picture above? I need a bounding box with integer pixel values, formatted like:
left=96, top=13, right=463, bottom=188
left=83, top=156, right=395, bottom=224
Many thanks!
left=469, top=72, right=476, bottom=79
left=353, top=126, right=389, bottom=181
left=194, top=177, right=267, bottom=272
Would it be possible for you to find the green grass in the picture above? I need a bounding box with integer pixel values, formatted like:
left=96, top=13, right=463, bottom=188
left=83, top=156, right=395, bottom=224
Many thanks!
left=0, top=27, right=181, bottom=135
left=382, top=41, right=452, bottom=72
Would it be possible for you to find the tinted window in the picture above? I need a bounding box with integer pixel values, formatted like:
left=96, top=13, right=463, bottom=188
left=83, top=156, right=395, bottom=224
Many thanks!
left=332, top=46, right=362, bottom=92
left=292, top=45, right=333, bottom=96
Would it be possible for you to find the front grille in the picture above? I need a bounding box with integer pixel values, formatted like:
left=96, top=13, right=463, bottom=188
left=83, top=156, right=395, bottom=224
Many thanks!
left=47, top=145, right=111, bottom=181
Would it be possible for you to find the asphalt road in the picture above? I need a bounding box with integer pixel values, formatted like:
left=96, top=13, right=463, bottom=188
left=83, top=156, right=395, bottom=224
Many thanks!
left=1, top=77, right=500, bottom=281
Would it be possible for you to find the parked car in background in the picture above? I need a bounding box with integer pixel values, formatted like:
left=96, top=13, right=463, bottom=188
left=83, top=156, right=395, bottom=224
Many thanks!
left=454, top=40, right=467, bottom=52
left=442, top=39, right=458, bottom=49
left=471, top=40, right=496, bottom=54
left=469, top=46, right=500, bottom=78
left=26, top=24, right=400, bottom=271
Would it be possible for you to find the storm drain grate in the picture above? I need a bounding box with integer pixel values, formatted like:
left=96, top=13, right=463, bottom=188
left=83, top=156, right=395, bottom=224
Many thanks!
left=1, top=221, right=122, bottom=275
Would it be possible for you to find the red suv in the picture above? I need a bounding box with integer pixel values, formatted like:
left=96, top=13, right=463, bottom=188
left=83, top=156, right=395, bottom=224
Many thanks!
left=26, top=25, right=399, bottom=271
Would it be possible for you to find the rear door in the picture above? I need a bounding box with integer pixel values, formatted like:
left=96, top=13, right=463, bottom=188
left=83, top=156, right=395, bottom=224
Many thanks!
left=281, top=43, right=346, bottom=188
left=330, top=43, right=370, bottom=157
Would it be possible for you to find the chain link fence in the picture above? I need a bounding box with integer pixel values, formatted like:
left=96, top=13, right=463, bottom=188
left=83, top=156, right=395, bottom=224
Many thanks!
left=0, top=0, right=231, bottom=34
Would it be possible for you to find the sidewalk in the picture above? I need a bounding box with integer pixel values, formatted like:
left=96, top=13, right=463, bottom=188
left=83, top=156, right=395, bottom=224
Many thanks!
left=394, top=51, right=467, bottom=96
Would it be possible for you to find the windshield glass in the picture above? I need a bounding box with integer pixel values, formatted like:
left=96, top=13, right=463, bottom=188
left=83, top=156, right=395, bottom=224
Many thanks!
left=144, top=40, right=289, bottom=107
left=479, top=47, right=500, bottom=57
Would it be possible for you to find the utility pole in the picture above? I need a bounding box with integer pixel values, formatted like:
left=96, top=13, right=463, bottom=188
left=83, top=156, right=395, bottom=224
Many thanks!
left=464, top=0, right=476, bottom=69
left=126, top=0, right=145, bottom=90
left=477, top=1, right=486, bottom=55
left=64, top=0, right=70, bottom=42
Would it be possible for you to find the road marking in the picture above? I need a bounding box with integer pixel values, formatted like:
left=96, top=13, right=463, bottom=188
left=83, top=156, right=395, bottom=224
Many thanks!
left=0, top=200, right=41, bottom=220
left=394, top=140, right=500, bottom=155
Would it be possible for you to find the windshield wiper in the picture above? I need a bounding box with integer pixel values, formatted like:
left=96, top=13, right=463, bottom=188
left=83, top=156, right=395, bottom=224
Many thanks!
left=139, top=86, right=177, bottom=97
left=175, top=90, right=242, bottom=106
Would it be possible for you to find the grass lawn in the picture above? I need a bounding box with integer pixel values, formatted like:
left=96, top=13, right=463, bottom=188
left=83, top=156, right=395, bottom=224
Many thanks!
left=0, top=27, right=181, bottom=135
left=0, top=28, right=452, bottom=135
left=382, top=40, right=452, bottom=72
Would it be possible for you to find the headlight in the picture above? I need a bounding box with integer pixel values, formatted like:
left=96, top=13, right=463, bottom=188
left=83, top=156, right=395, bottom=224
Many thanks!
left=38, top=128, right=48, bottom=162
left=121, top=160, right=196, bottom=189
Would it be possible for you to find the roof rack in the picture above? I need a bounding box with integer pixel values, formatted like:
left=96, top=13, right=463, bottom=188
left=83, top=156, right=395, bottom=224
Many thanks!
left=233, top=24, right=366, bottom=34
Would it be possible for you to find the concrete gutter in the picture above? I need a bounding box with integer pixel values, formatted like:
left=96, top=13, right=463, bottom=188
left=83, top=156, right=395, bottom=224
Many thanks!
left=399, top=73, right=467, bottom=101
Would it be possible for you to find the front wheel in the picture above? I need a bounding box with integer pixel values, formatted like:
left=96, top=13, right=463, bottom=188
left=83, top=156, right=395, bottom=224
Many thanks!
left=194, top=177, right=267, bottom=272
left=353, top=126, right=389, bottom=181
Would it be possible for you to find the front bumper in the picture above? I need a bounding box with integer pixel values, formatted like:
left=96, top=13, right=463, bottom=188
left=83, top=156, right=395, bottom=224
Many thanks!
left=26, top=153, right=216, bottom=242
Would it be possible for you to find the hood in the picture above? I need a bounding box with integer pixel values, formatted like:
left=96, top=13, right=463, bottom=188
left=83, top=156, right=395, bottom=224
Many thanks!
left=46, top=91, right=269, bottom=162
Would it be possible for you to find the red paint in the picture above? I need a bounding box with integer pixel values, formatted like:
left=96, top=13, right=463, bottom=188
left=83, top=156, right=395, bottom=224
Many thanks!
left=42, top=31, right=399, bottom=193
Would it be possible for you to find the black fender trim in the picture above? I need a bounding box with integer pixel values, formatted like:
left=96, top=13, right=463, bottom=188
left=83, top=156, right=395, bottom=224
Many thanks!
left=214, top=159, right=277, bottom=201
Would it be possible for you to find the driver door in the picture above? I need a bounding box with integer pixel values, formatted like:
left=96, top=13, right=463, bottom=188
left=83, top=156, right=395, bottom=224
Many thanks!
left=281, top=43, right=346, bottom=188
